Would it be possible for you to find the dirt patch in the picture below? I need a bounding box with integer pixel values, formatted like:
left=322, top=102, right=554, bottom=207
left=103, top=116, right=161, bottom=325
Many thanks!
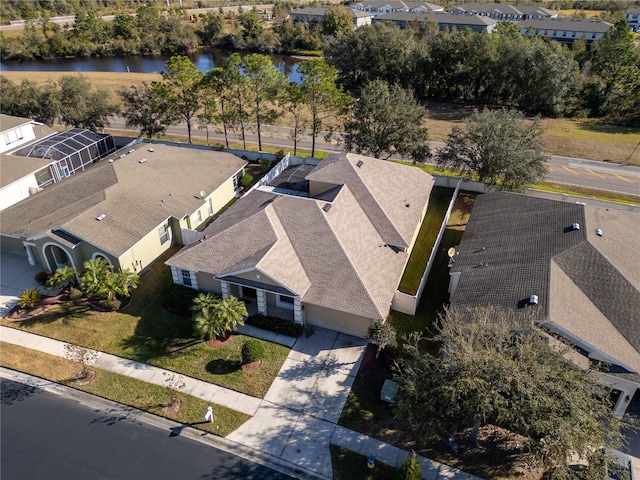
left=241, top=359, right=263, bottom=371
left=205, top=334, right=236, bottom=348
left=5, top=295, right=67, bottom=321
left=162, top=398, right=182, bottom=415
left=73, top=370, right=96, bottom=386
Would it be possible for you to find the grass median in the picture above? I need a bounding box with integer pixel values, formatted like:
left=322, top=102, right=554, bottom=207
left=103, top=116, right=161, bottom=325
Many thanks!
left=0, top=342, right=250, bottom=437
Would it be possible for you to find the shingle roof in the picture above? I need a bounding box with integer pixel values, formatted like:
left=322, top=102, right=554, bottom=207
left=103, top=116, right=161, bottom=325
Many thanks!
left=626, top=8, right=640, bottom=15
left=519, top=17, right=612, bottom=33
left=352, top=1, right=443, bottom=10
left=451, top=192, right=640, bottom=374
left=375, top=11, right=497, bottom=26
left=1, top=143, right=246, bottom=256
left=167, top=154, right=434, bottom=321
left=0, top=114, right=32, bottom=132
left=448, top=4, right=556, bottom=16
left=291, top=6, right=374, bottom=18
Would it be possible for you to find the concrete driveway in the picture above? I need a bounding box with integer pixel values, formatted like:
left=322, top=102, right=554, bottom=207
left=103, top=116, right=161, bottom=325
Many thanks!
left=0, top=253, right=45, bottom=317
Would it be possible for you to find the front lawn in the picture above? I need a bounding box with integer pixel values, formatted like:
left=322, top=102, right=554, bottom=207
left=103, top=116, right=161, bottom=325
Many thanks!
left=0, top=342, right=250, bottom=437
left=1, top=250, right=290, bottom=399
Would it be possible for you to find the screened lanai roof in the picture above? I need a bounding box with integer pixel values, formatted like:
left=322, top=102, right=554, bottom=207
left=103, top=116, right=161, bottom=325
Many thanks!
left=12, top=128, right=115, bottom=162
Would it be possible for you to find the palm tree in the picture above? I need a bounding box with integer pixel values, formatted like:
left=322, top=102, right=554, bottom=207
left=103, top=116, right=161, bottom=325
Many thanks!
left=46, top=265, right=78, bottom=293
left=192, top=293, right=224, bottom=341
left=80, top=258, right=111, bottom=299
left=214, top=295, right=247, bottom=333
left=101, top=269, right=140, bottom=301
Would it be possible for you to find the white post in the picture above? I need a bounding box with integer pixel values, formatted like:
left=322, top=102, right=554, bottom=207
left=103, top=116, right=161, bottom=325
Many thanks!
left=256, top=290, right=267, bottom=315
left=204, top=406, right=213, bottom=423
left=293, top=297, right=303, bottom=325
left=220, top=280, right=229, bottom=297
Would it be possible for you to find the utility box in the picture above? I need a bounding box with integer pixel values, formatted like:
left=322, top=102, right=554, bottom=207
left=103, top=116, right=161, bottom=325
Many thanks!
left=381, top=379, right=398, bottom=403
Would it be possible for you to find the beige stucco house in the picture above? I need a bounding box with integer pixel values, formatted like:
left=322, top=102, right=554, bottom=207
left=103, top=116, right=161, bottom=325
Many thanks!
left=166, top=153, right=434, bottom=337
left=1, top=142, right=246, bottom=275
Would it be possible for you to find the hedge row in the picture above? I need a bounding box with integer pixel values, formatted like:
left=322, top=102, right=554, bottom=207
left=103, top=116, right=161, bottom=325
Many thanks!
left=245, top=313, right=304, bottom=338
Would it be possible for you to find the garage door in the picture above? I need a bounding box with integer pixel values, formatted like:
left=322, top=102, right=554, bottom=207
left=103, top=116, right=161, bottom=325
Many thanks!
left=304, top=304, right=372, bottom=338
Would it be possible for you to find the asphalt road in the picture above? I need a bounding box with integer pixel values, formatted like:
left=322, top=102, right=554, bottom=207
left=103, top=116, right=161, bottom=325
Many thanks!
left=105, top=117, right=640, bottom=197
left=0, top=378, right=293, bottom=480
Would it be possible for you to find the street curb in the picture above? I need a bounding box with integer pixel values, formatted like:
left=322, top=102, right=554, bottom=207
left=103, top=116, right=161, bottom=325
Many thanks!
left=0, top=367, right=329, bottom=480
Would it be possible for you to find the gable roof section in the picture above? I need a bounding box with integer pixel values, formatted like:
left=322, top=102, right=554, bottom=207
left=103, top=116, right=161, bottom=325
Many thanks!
left=375, top=11, right=498, bottom=26
left=520, top=17, right=612, bottom=33
left=0, top=114, right=31, bottom=132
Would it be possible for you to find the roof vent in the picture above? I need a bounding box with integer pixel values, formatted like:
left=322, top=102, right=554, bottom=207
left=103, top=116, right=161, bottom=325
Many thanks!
left=596, top=228, right=603, bottom=236
left=138, top=158, right=146, bottom=164
left=119, top=154, right=126, bottom=158
left=322, top=203, right=332, bottom=212
left=148, top=148, right=154, bottom=152
left=529, top=294, right=539, bottom=305
left=572, top=223, right=580, bottom=230
left=96, top=214, right=106, bottom=221
left=128, top=149, right=135, bottom=153
left=356, top=160, right=364, bottom=168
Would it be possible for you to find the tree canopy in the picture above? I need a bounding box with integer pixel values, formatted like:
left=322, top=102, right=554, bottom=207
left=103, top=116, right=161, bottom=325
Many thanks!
left=437, top=108, right=548, bottom=191
left=393, top=306, right=626, bottom=478
left=344, top=79, right=430, bottom=163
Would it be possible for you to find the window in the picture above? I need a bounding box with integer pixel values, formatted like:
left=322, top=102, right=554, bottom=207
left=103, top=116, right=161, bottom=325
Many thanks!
left=158, top=224, right=169, bottom=245
left=276, top=294, right=295, bottom=310
left=207, top=198, right=213, bottom=216
left=181, top=269, right=192, bottom=287
left=192, top=209, right=202, bottom=225
left=3, top=127, right=23, bottom=145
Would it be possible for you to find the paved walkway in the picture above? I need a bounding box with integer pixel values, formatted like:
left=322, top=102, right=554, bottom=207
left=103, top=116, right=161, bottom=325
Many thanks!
left=0, top=325, right=481, bottom=479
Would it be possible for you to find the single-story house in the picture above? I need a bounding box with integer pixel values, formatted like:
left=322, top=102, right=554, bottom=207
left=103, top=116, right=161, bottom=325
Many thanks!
left=1, top=142, right=246, bottom=275
left=373, top=11, right=498, bottom=33
left=520, top=17, right=612, bottom=45
left=447, top=4, right=557, bottom=22
left=448, top=192, right=640, bottom=416
left=349, top=1, right=444, bottom=15
left=166, top=153, right=435, bottom=337
left=625, top=7, right=640, bottom=31
left=1, top=114, right=116, bottom=211
left=289, top=7, right=374, bottom=28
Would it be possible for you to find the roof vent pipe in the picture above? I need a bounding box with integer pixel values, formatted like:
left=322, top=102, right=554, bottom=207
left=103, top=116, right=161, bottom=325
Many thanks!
left=572, top=223, right=580, bottom=230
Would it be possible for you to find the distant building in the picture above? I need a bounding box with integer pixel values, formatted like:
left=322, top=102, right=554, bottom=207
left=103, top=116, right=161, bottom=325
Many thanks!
left=625, top=7, right=640, bottom=31
left=289, top=7, right=374, bottom=28
left=520, top=17, right=612, bottom=45
left=349, top=0, right=444, bottom=15
left=447, top=3, right=557, bottom=22
left=373, top=11, right=498, bottom=33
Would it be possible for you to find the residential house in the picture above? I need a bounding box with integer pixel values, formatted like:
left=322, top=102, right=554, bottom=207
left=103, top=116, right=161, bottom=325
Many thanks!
left=373, top=11, right=498, bottom=33
left=349, top=1, right=444, bottom=15
left=448, top=192, right=640, bottom=416
left=288, top=7, right=374, bottom=28
left=0, top=142, right=246, bottom=275
left=1, top=115, right=116, bottom=211
left=519, top=17, right=612, bottom=45
left=447, top=4, right=557, bottom=22
left=625, top=7, right=640, bottom=31
left=166, top=153, right=434, bottom=337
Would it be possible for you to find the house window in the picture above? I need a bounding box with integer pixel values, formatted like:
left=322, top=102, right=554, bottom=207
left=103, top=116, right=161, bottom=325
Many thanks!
left=181, top=269, right=192, bottom=287
left=158, top=224, right=169, bottom=245
left=192, top=209, right=202, bottom=225
left=591, top=33, right=596, bottom=39
left=3, top=127, right=23, bottom=145
left=207, top=198, right=213, bottom=216
left=276, top=294, right=295, bottom=310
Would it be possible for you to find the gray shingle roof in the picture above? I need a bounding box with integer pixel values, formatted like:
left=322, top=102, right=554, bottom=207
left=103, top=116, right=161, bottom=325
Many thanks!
left=352, top=1, right=443, bottom=10
left=167, top=154, right=434, bottom=321
left=375, top=11, right=497, bottom=26
left=1, top=143, right=246, bottom=256
left=519, top=17, right=612, bottom=33
left=451, top=192, right=640, bottom=374
left=0, top=114, right=32, bottom=132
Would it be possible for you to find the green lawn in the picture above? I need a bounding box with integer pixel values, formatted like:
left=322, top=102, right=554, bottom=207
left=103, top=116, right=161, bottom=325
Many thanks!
left=0, top=342, right=249, bottom=437
left=331, top=445, right=398, bottom=480
left=1, top=250, right=290, bottom=399
left=397, top=187, right=453, bottom=295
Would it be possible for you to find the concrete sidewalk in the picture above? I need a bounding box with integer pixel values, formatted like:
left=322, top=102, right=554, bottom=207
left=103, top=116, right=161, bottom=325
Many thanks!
left=0, top=325, right=481, bottom=479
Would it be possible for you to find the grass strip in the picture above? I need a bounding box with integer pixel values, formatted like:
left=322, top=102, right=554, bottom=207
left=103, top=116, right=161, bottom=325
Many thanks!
left=331, top=445, right=398, bottom=480
left=0, top=342, right=250, bottom=437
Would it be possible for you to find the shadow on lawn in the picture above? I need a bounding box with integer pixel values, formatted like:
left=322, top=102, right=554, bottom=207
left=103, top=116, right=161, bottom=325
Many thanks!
left=205, top=358, right=241, bottom=375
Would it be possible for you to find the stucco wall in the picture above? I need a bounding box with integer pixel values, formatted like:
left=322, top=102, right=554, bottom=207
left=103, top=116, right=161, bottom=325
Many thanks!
left=0, top=173, right=39, bottom=211
left=305, top=303, right=372, bottom=337
left=0, top=235, right=26, bottom=256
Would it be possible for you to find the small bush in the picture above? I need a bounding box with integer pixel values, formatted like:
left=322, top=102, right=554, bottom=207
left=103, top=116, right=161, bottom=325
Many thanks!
left=97, top=298, right=121, bottom=311
left=245, top=314, right=303, bottom=337
left=397, top=451, right=422, bottom=480
left=68, top=287, right=83, bottom=301
left=34, top=271, right=49, bottom=286
left=18, top=288, right=42, bottom=309
left=258, top=158, right=272, bottom=173
left=161, top=283, right=201, bottom=317
left=241, top=339, right=266, bottom=364
left=240, top=173, right=254, bottom=189
left=275, top=150, right=286, bottom=161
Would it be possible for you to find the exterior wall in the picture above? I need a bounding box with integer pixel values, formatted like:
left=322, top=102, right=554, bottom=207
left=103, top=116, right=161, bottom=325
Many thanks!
left=0, top=235, right=27, bottom=257
left=230, top=270, right=284, bottom=288
left=196, top=273, right=222, bottom=294
left=520, top=27, right=607, bottom=44
left=171, top=266, right=199, bottom=290
left=0, top=123, right=36, bottom=154
left=74, top=241, right=118, bottom=269
left=118, top=218, right=174, bottom=274
left=0, top=173, right=39, bottom=211
left=304, top=303, right=373, bottom=337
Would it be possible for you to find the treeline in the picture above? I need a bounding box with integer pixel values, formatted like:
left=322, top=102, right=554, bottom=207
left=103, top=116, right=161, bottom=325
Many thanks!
left=324, top=21, right=640, bottom=125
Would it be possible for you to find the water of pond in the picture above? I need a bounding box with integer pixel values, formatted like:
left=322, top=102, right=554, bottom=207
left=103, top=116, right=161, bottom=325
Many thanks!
left=0, top=50, right=304, bottom=83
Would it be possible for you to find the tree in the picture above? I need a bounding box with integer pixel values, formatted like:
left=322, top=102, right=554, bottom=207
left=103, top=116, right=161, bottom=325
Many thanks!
left=222, top=53, right=251, bottom=150
left=56, top=74, right=117, bottom=130
left=198, top=12, right=225, bottom=45
left=298, top=59, right=351, bottom=158
left=46, top=265, right=78, bottom=293
left=119, top=82, right=176, bottom=138
left=366, top=321, right=397, bottom=359
left=0, top=77, right=59, bottom=125
left=244, top=53, right=286, bottom=151
left=397, top=451, right=422, bottom=480
left=437, top=108, right=548, bottom=192
left=344, top=79, right=430, bottom=163
left=281, top=81, right=308, bottom=156
left=80, top=258, right=139, bottom=302
left=321, top=6, right=354, bottom=37
left=393, top=306, right=626, bottom=478
left=80, top=258, right=111, bottom=299
left=192, top=294, right=247, bottom=341
left=64, top=343, right=99, bottom=381
left=157, top=56, right=205, bottom=143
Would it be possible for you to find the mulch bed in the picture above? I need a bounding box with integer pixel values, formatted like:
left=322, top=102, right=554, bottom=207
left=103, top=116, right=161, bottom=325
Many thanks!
left=5, top=294, right=69, bottom=321
left=241, top=359, right=263, bottom=371
left=205, top=334, right=236, bottom=348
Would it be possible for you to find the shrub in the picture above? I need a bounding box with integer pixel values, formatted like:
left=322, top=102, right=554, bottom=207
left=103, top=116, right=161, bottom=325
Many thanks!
left=68, top=287, right=83, bottom=301
left=161, top=283, right=201, bottom=317
left=258, top=158, right=272, bottom=173
left=241, top=339, right=266, bottom=364
left=275, top=150, right=286, bottom=161
left=240, top=172, right=254, bottom=189
left=97, top=298, right=121, bottom=311
left=397, top=451, right=421, bottom=480
left=34, top=271, right=49, bottom=286
left=18, top=288, right=42, bottom=309
left=245, top=313, right=304, bottom=337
